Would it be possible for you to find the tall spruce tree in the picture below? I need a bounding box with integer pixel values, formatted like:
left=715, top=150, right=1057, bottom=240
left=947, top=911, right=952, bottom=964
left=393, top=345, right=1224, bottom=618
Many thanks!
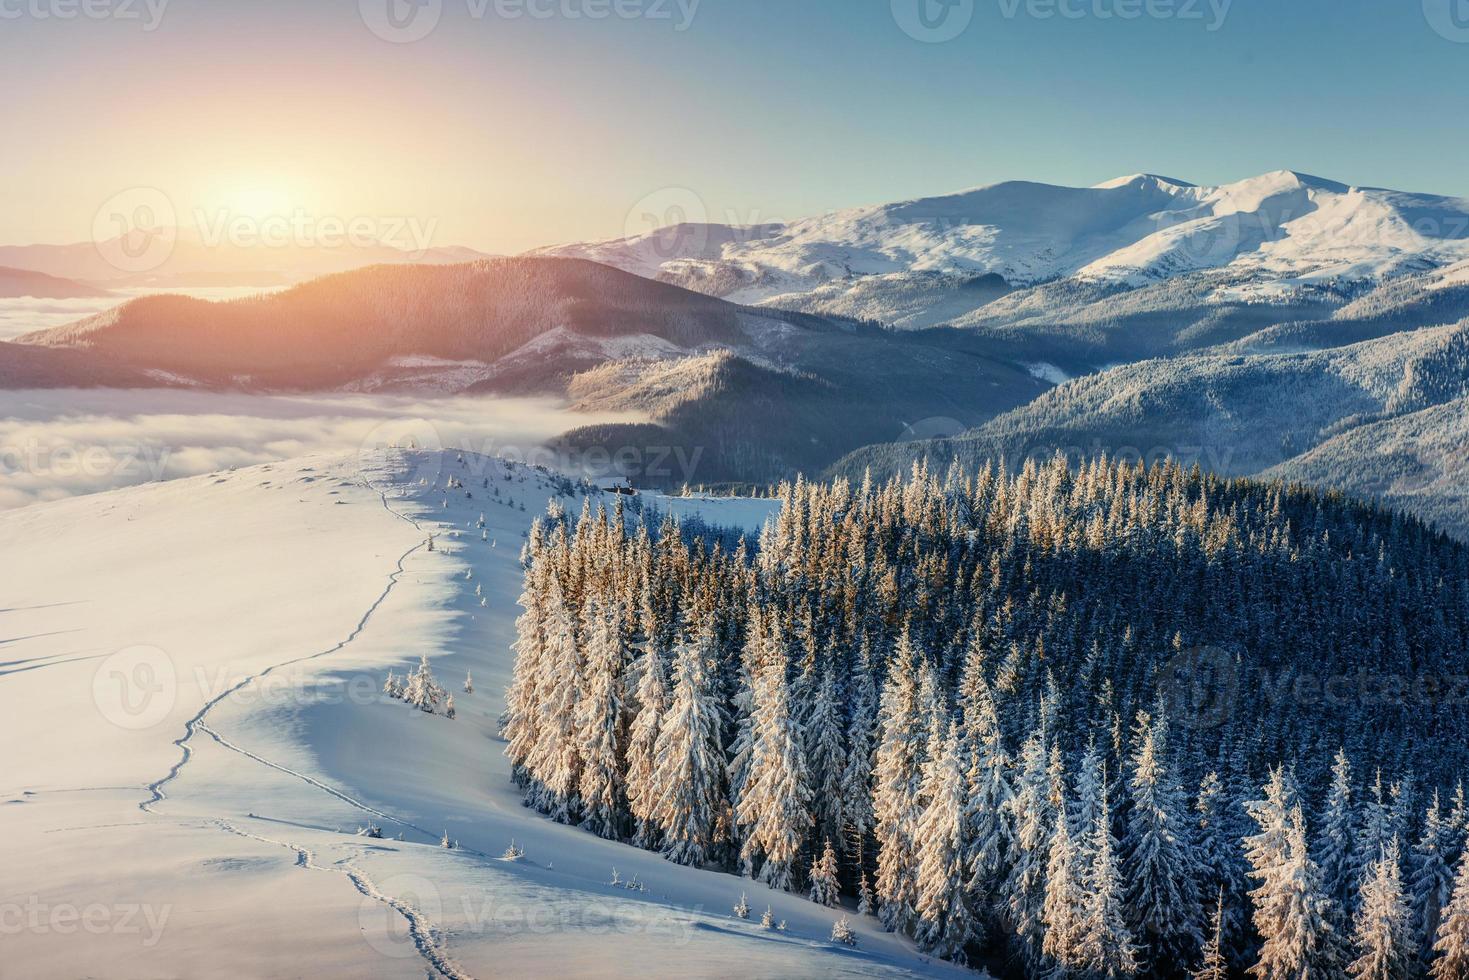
left=649, top=629, right=727, bottom=866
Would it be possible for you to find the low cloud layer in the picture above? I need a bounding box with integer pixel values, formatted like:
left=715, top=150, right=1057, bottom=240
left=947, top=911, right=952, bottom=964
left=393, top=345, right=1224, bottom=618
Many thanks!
left=0, top=287, right=282, bottom=341
left=0, top=388, right=642, bottom=509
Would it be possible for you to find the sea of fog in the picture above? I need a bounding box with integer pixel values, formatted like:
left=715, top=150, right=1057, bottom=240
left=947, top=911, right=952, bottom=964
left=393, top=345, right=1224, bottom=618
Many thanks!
left=0, top=287, right=647, bottom=508
left=0, top=388, right=643, bottom=509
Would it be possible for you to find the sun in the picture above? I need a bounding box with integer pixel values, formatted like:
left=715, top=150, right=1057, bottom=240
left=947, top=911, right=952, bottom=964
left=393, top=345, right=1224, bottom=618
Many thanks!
left=195, top=174, right=312, bottom=223
left=222, top=184, right=299, bottom=221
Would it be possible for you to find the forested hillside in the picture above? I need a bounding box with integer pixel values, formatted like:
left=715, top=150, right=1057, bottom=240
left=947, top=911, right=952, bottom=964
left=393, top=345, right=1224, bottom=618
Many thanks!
left=504, top=457, right=1469, bottom=977
left=833, top=321, right=1469, bottom=540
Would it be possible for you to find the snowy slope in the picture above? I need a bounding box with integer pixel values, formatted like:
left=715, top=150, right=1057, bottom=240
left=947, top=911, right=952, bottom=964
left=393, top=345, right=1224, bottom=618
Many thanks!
left=534, top=171, right=1469, bottom=308
left=0, top=449, right=962, bottom=979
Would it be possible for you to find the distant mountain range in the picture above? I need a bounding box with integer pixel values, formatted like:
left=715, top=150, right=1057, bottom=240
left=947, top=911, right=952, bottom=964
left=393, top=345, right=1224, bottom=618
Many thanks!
left=14, top=258, right=1046, bottom=486
left=0, top=266, right=110, bottom=299
left=539, top=171, right=1469, bottom=367
left=5, top=171, right=1469, bottom=533
left=539, top=170, right=1469, bottom=306
left=0, top=233, right=492, bottom=289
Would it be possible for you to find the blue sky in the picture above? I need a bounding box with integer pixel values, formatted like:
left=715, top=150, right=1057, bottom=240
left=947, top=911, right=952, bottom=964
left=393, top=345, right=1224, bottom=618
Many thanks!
left=3, top=0, right=1467, bottom=251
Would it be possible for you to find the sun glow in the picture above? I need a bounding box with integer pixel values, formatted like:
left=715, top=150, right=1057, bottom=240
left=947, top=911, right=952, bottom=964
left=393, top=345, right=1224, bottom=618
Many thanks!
left=218, top=184, right=301, bottom=221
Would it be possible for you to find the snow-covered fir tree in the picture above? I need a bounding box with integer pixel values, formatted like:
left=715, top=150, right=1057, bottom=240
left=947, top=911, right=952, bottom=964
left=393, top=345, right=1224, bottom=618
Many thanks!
left=402, top=653, right=445, bottom=714
left=575, top=598, right=627, bottom=840
left=872, top=626, right=927, bottom=935
left=734, top=633, right=812, bottom=891
left=1432, top=848, right=1469, bottom=980
left=1247, top=800, right=1342, bottom=980
left=1319, top=749, right=1362, bottom=917
left=1414, top=792, right=1457, bottom=969
left=648, top=629, right=726, bottom=866
left=1041, top=783, right=1085, bottom=975
left=1347, top=838, right=1414, bottom=980
left=1122, top=710, right=1204, bottom=973
left=625, top=640, right=669, bottom=849
left=1078, top=784, right=1141, bottom=979
left=1193, top=888, right=1229, bottom=980
left=914, top=721, right=976, bottom=963
left=810, top=839, right=840, bottom=908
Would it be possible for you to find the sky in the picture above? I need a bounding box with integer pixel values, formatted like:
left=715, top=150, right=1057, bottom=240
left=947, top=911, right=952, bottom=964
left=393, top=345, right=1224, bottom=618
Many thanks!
left=3, top=0, right=1468, bottom=254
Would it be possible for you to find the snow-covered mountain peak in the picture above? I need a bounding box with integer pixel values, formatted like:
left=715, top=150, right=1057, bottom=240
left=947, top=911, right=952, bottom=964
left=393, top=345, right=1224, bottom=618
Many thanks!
left=534, top=170, right=1469, bottom=311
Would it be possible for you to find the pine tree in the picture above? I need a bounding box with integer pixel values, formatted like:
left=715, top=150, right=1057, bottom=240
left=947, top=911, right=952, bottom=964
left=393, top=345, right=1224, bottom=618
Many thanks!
left=1005, top=718, right=1054, bottom=965
left=1195, top=770, right=1244, bottom=963
left=649, top=631, right=727, bottom=866
left=1123, top=711, right=1205, bottom=971
left=873, top=627, right=926, bottom=934
left=1320, top=749, right=1362, bottom=915
left=1193, top=888, right=1229, bottom=980
left=1077, top=784, right=1141, bottom=979
left=1359, top=770, right=1394, bottom=879
left=464, top=670, right=474, bottom=694
left=1246, top=801, right=1341, bottom=980
left=840, top=643, right=878, bottom=876
left=1431, top=848, right=1469, bottom=979
left=914, top=722, right=976, bottom=963
left=625, top=642, right=669, bottom=849
left=857, top=872, right=874, bottom=917
left=1042, top=786, right=1086, bottom=975
left=525, top=576, right=583, bottom=822
left=1415, top=792, right=1457, bottom=969
left=805, top=664, right=847, bottom=854
left=735, top=637, right=812, bottom=891
left=444, top=693, right=456, bottom=720
left=963, top=659, right=1014, bottom=928
left=1348, top=839, right=1413, bottom=980
left=809, top=839, right=841, bottom=908
left=402, top=653, right=444, bottom=714
left=575, top=598, right=627, bottom=840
